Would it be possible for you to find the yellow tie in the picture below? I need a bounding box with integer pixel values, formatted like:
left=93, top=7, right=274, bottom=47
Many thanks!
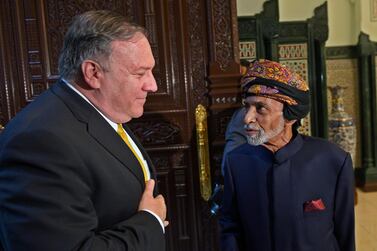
left=117, top=124, right=148, bottom=182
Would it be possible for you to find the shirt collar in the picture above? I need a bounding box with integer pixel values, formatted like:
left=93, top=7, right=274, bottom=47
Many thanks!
left=61, top=78, right=118, bottom=131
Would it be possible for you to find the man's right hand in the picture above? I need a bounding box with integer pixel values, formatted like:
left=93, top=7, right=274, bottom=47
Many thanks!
left=138, top=179, right=168, bottom=227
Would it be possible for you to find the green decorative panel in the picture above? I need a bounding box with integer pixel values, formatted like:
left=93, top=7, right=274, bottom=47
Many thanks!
left=239, top=41, right=257, bottom=61
left=278, top=43, right=311, bottom=136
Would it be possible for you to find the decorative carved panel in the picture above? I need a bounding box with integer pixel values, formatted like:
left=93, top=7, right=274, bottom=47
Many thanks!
left=279, top=23, right=307, bottom=38
left=239, top=41, right=256, bottom=61
left=0, top=16, right=9, bottom=124
left=212, top=0, right=234, bottom=71
left=279, top=43, right=311, bottom=135
left=326, top=46, right=357, bottom=59
left=279, top=43, right=308, bottom=59
left=0, top=0, right=20, bottom=123
left=148, top=148, right=194, bottom=251
left=238, top=18, right=257, bottom=40
left=153, top=166, right=175, bottom=251
left=187, top=0, right=208, bottom=107
left=217, top=114, right=232, bottom=137
left=45, top=0, right=128, bottom=76
left=129, top=120, right=181, bottom=146
left=0, top=0, right=242, bottom=249
left=141, top=1, right=186, bottom=111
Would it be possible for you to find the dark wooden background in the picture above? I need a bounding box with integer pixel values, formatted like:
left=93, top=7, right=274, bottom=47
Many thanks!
left=0, top=0, right=241, bottom=250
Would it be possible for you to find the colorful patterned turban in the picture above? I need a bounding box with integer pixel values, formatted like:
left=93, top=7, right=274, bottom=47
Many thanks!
left=241, top=59, right=310, bottom=120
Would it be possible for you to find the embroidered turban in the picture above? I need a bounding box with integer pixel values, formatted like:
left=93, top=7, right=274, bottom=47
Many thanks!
left=241, top=59, right=310, bottom=120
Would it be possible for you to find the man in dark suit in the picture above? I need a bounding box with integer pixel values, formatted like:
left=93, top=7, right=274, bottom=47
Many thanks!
left=220, top=59, right=355, bottom=251
left=0, top=10, right=167, bottom=250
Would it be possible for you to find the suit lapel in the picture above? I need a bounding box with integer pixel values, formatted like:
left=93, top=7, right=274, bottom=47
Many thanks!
left=51, top=80, right=146, bottom=187
left=87, top=116, right=146, bottom=187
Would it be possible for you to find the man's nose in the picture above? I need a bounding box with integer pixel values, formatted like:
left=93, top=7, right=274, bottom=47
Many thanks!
left=145, top=71, right=158, bottom=92
left=244, top=106, right=256, bottom=125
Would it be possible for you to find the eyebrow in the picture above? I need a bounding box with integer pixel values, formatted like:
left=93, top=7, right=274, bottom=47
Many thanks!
left=132, top=61, right=155, bottom=71
left=245, top=100, right=269, bottom=109
left=139, top=66, right=153, bottom=70
left=133, top=66, right=153, bottom=74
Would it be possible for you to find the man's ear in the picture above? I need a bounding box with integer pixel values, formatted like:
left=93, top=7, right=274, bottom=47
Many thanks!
left=81, top=60, right=103, bottom=89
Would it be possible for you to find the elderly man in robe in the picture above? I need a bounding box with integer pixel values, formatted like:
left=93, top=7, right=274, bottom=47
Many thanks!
left=220, top=59, right=355, bottom=251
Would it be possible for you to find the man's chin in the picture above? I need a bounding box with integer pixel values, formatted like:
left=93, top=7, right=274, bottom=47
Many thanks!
left=131, top=109, right=144, bottom=119
left=246, top=136, right=265, bottom=146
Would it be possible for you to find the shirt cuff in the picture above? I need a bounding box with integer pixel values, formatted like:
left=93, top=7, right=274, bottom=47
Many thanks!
left=141, top=209, right=165, bottom=234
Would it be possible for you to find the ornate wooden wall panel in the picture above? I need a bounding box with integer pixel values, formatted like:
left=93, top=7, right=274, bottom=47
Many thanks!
left=0, top=0, right=31, bottom=124
left=204, top=1, right=241, bottom=249
left=0, top=1, right=14, bottom=126
left=0, top=0, right=210, bottom=250
left=0, top=0, right=242, bottom=250
left=238, top=17, right=258, bottom=62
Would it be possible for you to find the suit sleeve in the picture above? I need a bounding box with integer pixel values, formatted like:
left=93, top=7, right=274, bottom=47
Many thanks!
left=219, top=156, right=243, bottom=251
left=0, top=130, right=164, bottom=251
left=334, top=153, right=355, bottom=251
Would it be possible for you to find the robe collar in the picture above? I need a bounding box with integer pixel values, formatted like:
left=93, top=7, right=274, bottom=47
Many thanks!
left=272, top=132, right=303, bottom=164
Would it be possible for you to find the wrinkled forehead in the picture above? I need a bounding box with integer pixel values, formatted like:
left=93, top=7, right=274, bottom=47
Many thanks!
left=244, top=95, right=284, bottom=110
left=109, top=36, right=155, bottom=69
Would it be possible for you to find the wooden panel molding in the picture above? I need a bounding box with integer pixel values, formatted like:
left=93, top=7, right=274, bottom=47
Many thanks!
left=355, top=32, right=377, bottom=191
left=128, top=120, right=182, bottom=146
left=326, top=46, right=358, bottom=59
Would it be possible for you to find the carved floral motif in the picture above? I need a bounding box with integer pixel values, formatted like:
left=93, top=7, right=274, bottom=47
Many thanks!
left=188, top=0, right=208, bottom=106
left=45, top=0, right=130, bottom=74
left=129, top=121, right=180, bottom=146
left=213, top=0, right=233, bottom=71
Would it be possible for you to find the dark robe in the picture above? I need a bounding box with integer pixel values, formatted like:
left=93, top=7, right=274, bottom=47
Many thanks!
left=220, top=133, right=355, bottom=251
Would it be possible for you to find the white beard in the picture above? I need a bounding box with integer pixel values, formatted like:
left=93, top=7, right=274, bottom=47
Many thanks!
left=245, top=117, right=285, bottom=146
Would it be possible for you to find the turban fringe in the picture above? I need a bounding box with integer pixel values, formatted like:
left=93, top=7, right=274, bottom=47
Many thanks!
left=243, top=77, right=310, bottom=121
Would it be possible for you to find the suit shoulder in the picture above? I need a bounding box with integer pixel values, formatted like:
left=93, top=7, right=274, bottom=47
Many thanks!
left=300, top=134, right=349, bottom=158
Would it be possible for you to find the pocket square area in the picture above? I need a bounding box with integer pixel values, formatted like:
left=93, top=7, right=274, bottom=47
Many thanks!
left=303, top=198, right=326, bottom=212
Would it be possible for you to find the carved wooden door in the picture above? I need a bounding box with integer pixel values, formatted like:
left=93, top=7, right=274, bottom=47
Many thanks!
left=0, top=0, right=241, bottom=250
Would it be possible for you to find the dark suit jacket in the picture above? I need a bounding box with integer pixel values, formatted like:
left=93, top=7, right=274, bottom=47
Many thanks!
left=0, top=80, right=165, bottom=250
left=220, top=133, right=355, bottom=251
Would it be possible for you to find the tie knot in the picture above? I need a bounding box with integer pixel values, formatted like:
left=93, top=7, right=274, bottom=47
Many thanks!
left=117, top=124, right=128, bottom=142
left=117, top=123, right=124, bottom=133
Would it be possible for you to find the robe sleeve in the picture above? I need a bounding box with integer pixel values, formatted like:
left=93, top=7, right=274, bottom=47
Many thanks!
left=333, top=153, right=355, bottom=251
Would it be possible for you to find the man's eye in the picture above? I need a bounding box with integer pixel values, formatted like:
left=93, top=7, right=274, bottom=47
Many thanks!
left=133, top=74, right=143, bottom=79
left=135, top=71, right=146, bottom=77
left=256, top=105, right=267, bottom=113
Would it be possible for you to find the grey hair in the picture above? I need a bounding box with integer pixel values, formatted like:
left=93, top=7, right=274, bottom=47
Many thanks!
left=58, top=10, right=146, bottom=81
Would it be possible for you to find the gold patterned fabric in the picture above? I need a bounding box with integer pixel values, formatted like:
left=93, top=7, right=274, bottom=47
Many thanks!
left=241, top=59, right=310, bottom=121
left=241, top=59, right=309, bottom=91
left=247, top=85, right=298, bottom=105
